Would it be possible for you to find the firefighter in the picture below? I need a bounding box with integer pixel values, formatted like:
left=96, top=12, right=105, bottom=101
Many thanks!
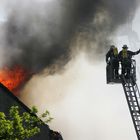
left=119, top=45, right=140, bottom=78
left=106, top=45, right=119, bottom=79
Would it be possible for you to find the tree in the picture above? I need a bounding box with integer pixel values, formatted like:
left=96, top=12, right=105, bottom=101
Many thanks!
left=0, top=106, right=53, bottom=140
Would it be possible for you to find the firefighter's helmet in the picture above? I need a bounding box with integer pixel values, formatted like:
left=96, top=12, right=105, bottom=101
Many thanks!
left=122, top=44, right=128, bottom=49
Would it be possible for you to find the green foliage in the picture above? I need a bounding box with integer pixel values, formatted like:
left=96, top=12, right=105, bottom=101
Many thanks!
left=41, top=110, right=53, bottom=123
left=0, top=106, right=52, bottom=140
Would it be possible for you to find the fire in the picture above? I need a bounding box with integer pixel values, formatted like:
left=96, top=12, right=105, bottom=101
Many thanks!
left=0, top=66, right=30, bottom=94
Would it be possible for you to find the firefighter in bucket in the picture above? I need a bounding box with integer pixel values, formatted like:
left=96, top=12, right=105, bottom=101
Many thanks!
left=106, top=45, right=119, bottom=83
left=119, top=45, right=140, bottom=79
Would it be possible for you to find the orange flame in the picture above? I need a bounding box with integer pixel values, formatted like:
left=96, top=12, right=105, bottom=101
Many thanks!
left=0, top=66, right=30, bottom=95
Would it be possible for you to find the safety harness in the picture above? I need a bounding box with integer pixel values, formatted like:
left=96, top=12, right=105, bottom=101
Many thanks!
left=122, top=49, right=128, bottom=58
left=113, top=47, right=118, bottom=57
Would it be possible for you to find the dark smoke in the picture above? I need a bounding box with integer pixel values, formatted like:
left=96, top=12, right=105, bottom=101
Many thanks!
left=2, top=0, right=139, bottom=74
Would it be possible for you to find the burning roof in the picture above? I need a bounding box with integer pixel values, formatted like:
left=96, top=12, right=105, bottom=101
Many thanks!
left=0, top=66, right=31, bottom=95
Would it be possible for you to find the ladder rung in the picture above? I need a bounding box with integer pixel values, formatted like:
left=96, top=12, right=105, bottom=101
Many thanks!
left=131, top=95, right=136, bottom=97
left=131, top=112, right=140, bottom=114
left=130, top=104, right=139, bottom=106
left=135, top=121, right=140, bottom=123
left=131, top=111, right=140, bottom=114
left=128, top=98, right=136, bottom=100
left=125, top=86, right=133, bottom=88
left=136, top=125, right=140, bottom=127
left=130, top=101, right=138, bottom=103
left=134, top=120, right=140, bottom=122
left=133, top=116, right=140, bottom=121
left=127, top=92, right=135, bottom=94
left=128, top=99, right=136, bottom=102
left=129, top=100, right=137, bottom=102
left=134, top=117, right=140, bottom=120
left=133, top=116, right=140, bottom=118
left=129, top=101, right=137, bottom=102
left=128, top=96, right=136, bottom=98
left=126, top=92, right=134, bottom=94
left=126, top=92, right=135, bottom=94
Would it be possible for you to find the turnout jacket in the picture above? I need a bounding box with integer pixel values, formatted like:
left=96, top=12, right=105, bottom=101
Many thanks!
left=118, top=49, right=140, bottom=62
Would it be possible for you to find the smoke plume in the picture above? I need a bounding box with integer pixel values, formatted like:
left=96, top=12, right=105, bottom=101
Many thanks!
left=1, top=0, right=138, bottom=74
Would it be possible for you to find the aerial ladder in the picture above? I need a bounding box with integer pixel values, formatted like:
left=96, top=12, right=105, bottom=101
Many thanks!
left=106, top=59, right=140, bottom=140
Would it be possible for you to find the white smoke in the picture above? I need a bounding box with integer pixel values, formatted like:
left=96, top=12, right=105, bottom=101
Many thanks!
left=20, top=53, right=137, bottom=140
